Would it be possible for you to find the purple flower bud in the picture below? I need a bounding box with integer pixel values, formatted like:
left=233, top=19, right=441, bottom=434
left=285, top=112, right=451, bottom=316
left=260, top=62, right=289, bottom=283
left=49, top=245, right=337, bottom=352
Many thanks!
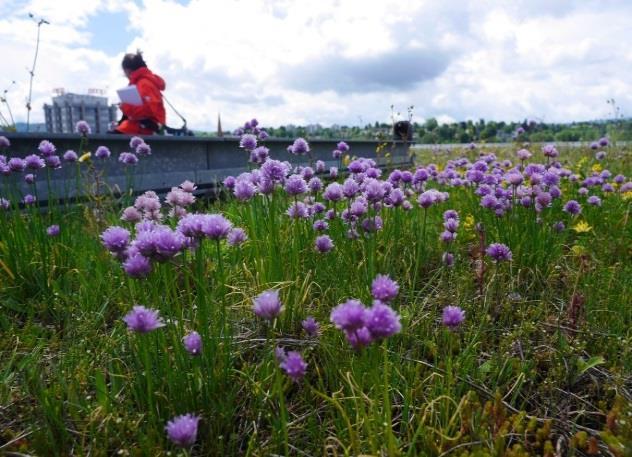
left=227, top=227, right=248, bottom=246
left=253, top=289, right=283, bottom=321
left=315, top=234, right=334, bottom=253
left=123, top=254, right=152, bottom=278
left=365, top=301, right=401, bottom=339
left=331, top=299, right=367, bottom=332
left=75, top=120, right=91, bottom=135
left=123, top=305, right=165, bottom=333
left=101, top=226, right=130, bottom=252
left=63, top=150, right=78, bottom=162
left=46, top=224, right=60, bottom=237
left=130, top=137, right=144, bottom=149
left=183, top=331, right=202, bottom=355
left=280, top=351, right=307, bottom=382
left=165, top=414, right=200, bottom=447
left=442, top=305, right=465, bottom=329
left=95, top=146, right=111, bottom=159
left=302, top=316, right=319, bottom=336
left=371, top=274, right=399, bottom=302
left=485, top=243, right=512, bottom=262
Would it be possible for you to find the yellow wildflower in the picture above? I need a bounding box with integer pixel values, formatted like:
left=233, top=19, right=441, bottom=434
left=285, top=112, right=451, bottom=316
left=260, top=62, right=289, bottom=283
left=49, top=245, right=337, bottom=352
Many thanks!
left=572, top=221, right=592, bottom=233
left=463, top=214, right=475, bottom=231
left=591, top=163, right=602, bottom=173
left=342, top=155, right=351, bottom=166
left=623, top=191, right=632, bottom=201
left=78, top=152, right=92, bottom=163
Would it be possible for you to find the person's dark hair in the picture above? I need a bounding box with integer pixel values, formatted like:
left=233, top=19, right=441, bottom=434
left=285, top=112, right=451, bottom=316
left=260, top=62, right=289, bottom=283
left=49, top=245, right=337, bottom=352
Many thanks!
left=122, top=51, right=147, bottom=71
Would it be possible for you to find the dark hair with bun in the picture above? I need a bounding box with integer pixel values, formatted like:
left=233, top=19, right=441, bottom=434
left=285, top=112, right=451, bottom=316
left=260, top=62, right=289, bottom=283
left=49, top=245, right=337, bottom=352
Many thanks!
left=122, top=50, right=147, bottom=71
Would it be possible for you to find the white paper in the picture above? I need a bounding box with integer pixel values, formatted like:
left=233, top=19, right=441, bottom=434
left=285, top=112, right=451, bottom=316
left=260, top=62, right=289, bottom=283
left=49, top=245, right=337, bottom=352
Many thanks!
left=117, top=85, right=143, bottom=106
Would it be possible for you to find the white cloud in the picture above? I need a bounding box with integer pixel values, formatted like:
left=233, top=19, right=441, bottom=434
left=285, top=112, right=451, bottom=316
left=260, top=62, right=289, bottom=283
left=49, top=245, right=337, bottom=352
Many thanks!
left=1, top=0, right=631, bottom=130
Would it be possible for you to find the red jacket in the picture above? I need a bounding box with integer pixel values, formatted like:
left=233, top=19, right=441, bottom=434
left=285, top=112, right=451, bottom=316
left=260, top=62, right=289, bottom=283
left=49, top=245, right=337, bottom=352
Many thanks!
left=118, top=67, right=166, bottom=135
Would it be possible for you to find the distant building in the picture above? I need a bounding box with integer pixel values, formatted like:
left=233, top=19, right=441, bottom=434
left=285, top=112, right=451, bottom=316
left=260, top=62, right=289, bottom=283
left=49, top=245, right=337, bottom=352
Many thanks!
left=43, top=92, right=118, bottom=134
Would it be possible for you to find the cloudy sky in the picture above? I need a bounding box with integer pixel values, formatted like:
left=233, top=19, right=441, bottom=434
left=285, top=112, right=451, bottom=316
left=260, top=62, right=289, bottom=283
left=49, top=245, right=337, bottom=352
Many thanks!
left=1, top=0, right=631, bottom=130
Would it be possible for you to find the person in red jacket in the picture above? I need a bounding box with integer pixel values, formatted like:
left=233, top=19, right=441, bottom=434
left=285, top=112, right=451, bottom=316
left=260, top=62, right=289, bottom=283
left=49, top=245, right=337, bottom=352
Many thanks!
left=113, top=52, right=166, bottom=135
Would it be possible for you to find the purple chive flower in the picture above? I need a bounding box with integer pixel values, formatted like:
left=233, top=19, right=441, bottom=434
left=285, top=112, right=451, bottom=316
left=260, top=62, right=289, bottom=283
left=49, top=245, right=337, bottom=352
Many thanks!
left=75, top=120, right=91, bottom=135
left=258, top=130, right=269, bottom=140
left=239, top=134, right=257, bottom=150
left=95, top=146, right=111, bottom=159
left=553, top=221, right=565, bottom=232
left=443, top=210, right=459, bottom=221
left=201, top=214, right=233, bottom=240
left=284, top=174, right=308, bottom=195
left=442, top=252, right=455, bottom=267
left=261, top=159, right=289, bottom=182
left=590, top=141, right=599, bottom=150
left=183, top=331, right=202, bottom=355
left=119, top=152, right=138, bottom=165
left=486, top=243, right=512, bottom=262
left=315, top=235, right=334, bottom=253
left=286, top=202, right=309, bottom=219
left=444, top=218, right=459, bottom=233
left=371, top=274, right=399, bottom=302
left=8, top=157, right=26, bottom=172
left=38, top=140, right=56, bottom=157
left=123, top=305, right=165, bottom=333
left=280, top=351, right=307, bottom=382
left=440, top=231, right=456, bottom=243
left=180, top=180, right=197, bottom=193
left=313, top=219, right=328, bottom=231
left=517, top=149, right=532, bottom=161
left=291, top=137, right=310, bottom=155
left=45, top=155, right=61, bottom=169
left=46, top=224, right=60, bottom=236
left=233, top=179, right=256, bottom=201
left=0, top=198, right=9, bottom=210
left=25, top=154, right=45, bottom=170
left=130, top=136, right=144, bottom=149
left=323, top=182, right=343, bottom=202
left=136, top=143, right=151, bottom=156
left=599, top=137, right=609, bottom=147
left=253, top=289, right=283, bottom=321
left=302, top=316, right=319, bottom=336
left=418, top=190, right=439, bottom=209
left=63, top=150, right=78, bottom=162
left=329, top=166, right=338, bottom=178
left=365, top=301, right=401, bottom=339
left=332, top=149, right=342, bottom=159
left=442, top=305, right=465, bottom=329
left=595, top=151, right=606, bottom=160
left=0, top=136, right=10, bottom=148
left=121, top=206, right=142, bottom=223
left=24, top=173, right=35, bottom=184
left=123, top=254, right=152, bottom=278
left=165, top=414, right=200, bottom=447
left=345, top=326, right=373, bottom=349
left=308, top=177, right=323, bottom=192
left=275, top=346, right=287, bottom=363
left=587, top=195, right=601, bottom=206
left=331, top=299, right=367, bottom=332
left=563, top=200, right=582, bottom=216
left=23, top=194, right=36, bottom=205
left=337, top=141, right=350, bottom=152
left=361, top=216, right=383, bottom=232
left=227, top=227, right=247, bottom=246
left=101, top=226, right=130, bottom=252
left=153, top=228, right=185, bottom=260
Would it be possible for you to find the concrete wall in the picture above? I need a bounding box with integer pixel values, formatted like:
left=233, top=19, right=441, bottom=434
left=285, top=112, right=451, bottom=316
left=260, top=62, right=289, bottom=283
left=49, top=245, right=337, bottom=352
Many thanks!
left=2, top=133, right=412, bottom=202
